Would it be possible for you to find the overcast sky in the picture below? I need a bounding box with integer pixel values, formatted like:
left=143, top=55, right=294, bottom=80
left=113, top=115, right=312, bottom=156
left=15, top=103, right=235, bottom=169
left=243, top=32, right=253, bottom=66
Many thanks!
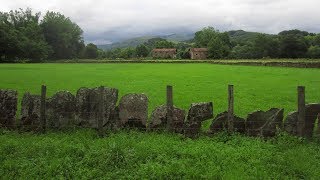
left=1, top=0, right=320, bottom=44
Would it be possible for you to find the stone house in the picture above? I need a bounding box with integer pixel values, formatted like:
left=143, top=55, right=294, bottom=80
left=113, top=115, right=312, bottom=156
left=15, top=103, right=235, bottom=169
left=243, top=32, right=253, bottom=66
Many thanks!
left=190, top=48, right=208, bottom=60
left=152, top=48, right=177, bottom=59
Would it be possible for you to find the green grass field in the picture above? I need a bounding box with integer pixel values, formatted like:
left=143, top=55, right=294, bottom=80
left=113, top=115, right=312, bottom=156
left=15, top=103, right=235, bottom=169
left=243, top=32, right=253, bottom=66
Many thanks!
left=1, top=63, right=320, bottom=179
left=0, top=63, right=320, bottom=116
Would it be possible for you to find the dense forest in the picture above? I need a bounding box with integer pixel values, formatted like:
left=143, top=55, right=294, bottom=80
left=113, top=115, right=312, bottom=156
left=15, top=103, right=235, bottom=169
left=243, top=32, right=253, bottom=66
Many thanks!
left=1, top=8, right=320, bottom=62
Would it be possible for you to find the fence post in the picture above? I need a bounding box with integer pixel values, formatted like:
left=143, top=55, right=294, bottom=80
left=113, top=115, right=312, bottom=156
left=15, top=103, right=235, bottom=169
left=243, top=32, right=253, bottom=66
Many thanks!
left=98, top=86, right=105, bottom=137
left=228, top=85, right=234, bottom=133
left=297, top=86, right=306, bottom=137
left=40, top=85, right=47, bottom=133
left=166, top=85, right=173, bottom=131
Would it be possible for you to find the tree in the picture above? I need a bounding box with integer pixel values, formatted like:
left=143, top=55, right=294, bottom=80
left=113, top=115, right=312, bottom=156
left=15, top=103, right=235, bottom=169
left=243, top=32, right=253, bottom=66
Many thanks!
left=250, top=34, right=280, bottom=58
left=135, top=44, right=149, bottom=57
left=84, top=43, right=98, bottom=59
left=194, top=27, right=231, bottom=59
left=229, top=44, right=255, bottom=59
left=41, top=11, right=84, bottom=59
left=0, top=8, right=50, bottom=61
left=154, top=40, right=175, bottom=48
left=0, top=13, right=19, bottom=61
left=307, top=46, right=320, bottom=58
left=207, top=37, right=230, bottom=59
left=119, top=47, right=136, bottom=59
left=279, top=34, right=308, bottom=58
left=194, top=27, right=219, bottom=47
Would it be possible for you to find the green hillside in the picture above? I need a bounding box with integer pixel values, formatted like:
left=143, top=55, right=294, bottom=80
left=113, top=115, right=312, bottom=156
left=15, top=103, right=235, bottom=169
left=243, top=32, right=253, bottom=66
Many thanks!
left=97, top=33, right=194, bottom=50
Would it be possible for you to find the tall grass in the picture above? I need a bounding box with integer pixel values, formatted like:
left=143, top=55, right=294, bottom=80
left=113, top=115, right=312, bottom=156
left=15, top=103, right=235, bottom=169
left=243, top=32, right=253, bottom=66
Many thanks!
left=1, top=129, right=320, bottom=179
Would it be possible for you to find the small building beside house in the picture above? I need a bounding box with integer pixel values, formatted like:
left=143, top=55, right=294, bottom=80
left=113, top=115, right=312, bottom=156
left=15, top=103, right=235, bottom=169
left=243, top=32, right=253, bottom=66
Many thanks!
left=190, top=48, right=208, bottom=60
left=152, top=48, right=177, bottom=59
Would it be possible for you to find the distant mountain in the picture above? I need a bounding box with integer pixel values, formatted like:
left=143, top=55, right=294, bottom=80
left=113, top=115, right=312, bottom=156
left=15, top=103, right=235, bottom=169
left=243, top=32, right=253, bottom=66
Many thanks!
left=97, top=33, right=194, bottom=50
left=97, top=30, right=268, bottom=50
left=159, top=33, right=195, bottom=42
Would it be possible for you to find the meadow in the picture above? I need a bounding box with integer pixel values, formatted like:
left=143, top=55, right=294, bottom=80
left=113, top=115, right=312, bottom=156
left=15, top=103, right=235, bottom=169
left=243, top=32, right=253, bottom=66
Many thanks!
left=0, top=63, right=320, bottom=117
left=1, top=63, right=320, bottom=179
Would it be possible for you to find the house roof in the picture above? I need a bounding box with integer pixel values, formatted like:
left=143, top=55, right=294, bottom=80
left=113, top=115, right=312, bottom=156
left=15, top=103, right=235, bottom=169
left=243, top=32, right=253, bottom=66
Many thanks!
left=152, top=48, right=177, bottom=52
left=190, top=48, right=208, bottom=52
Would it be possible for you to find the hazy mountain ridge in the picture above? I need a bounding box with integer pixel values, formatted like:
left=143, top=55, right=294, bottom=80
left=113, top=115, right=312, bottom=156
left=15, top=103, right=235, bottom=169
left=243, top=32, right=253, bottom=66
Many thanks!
left=97, top=30, right=267, bottom=50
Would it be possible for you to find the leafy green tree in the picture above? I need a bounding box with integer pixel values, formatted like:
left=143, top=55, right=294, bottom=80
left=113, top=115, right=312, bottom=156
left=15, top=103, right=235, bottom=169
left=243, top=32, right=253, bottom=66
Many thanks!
left=0, top=13, right=19, bottom=61
left=84, top=43, right=98, bottom=59
left=41, top=11, right=84, bottom=59
left=308, top=34, right=320, bottom=46
left=250, top=34, right=280, bottom=58
left=136, top=44, right=149, bottom=57
left=207, top=37, right=230, bottom=59
left=0, top=8, right=50, bottom=61
left=194, top=27, right=219, bottom=47
left=229, top=44, right=255, bottom=59
left=177, top=49, right=190, bottom=59
left=279, top=33, right=308, bottom=58
left=307, top=46, right=320, bottom=58
left=194, top=27, right=231, bottom=59
left=119, top=47, right=136, bottom=59
left=154, top=40, right=175, bottom=48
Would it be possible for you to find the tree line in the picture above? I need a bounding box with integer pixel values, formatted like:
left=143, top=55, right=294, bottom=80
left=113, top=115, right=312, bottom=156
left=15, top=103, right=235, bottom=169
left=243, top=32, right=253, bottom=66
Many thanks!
left=101, top=27, right=320, bottom=59
left=1, top=8, right=320, bottom=61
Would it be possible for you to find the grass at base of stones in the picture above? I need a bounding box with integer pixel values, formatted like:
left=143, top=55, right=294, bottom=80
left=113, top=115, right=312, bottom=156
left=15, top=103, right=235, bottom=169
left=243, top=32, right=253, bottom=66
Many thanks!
left=1, top=128, right=320, bottom=179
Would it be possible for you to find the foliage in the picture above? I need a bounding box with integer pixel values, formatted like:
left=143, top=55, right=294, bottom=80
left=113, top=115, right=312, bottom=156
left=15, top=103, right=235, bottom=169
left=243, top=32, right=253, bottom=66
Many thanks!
left=279, top=31, right=309, bottom=58
left=154, top=40, right=175, bottom=48
left=194, top=27, right=231, bottom=59
left=307, top=46, right=320, bottom=58
left=84, top=43, right=98, bottom=59
left=0, top=8, right=50, bottom=61
left=41, top=11, right=84, bottom=59
left=135, top=44, right=149, bottom=57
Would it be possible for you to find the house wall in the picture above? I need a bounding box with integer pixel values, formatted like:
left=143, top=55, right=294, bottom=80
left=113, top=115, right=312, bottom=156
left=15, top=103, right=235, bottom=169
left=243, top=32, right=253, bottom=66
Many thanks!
left=190, top=51, right=208, bottom=60
left=153, top=52, right=176, bottom=59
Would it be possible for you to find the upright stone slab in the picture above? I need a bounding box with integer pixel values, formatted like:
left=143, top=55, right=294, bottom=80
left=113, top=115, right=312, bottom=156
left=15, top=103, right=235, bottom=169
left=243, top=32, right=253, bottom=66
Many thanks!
left=0, top=90, right=17, bottom=128
left=304, top=103, right=320, bottom=138
left=209, top=111, right=246, bottom=134
left=284, top=104, right=320, bottom=138
left=149, top=105, right=185, bottom=132
left=246, top=108, right=283, bottom=137
left=46, top=91, right=76, bottom=129
left=184, top=102, right=213, bottom=138
left=21, top=93, right=41, bottom=131
left=118, top=93, right=148, bottom=129
left=284, top=111, right=298, bottom=136
left=76, top=87, right=118, bottom=128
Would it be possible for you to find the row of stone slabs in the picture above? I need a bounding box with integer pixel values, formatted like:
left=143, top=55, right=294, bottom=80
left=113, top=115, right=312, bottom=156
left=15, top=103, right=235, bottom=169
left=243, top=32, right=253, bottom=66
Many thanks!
left=0, top=87, right=320, bottom=138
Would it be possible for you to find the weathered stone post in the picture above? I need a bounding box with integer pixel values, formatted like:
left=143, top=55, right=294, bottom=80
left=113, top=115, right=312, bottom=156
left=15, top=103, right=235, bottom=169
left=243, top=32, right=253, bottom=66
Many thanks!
left=166, top=85, right=173, bottom=131
left=297, top=86, right=306, bottom=137
left=0, top=89, right=18, bottom=129
left=40, top=85, right=47, bottom=133
left=98, top=86, right=105, bottom=137
left=228, top=85, right=234, bottom=133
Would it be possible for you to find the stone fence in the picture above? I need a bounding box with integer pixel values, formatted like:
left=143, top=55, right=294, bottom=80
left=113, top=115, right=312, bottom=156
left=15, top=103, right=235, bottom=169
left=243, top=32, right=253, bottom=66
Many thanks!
left=0, top=85, right=319, bottom=138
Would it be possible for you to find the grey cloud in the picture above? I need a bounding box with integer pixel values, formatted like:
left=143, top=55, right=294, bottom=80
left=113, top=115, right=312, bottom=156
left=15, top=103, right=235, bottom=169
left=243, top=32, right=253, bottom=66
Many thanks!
left=1, top=0, right=319, bottom=44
